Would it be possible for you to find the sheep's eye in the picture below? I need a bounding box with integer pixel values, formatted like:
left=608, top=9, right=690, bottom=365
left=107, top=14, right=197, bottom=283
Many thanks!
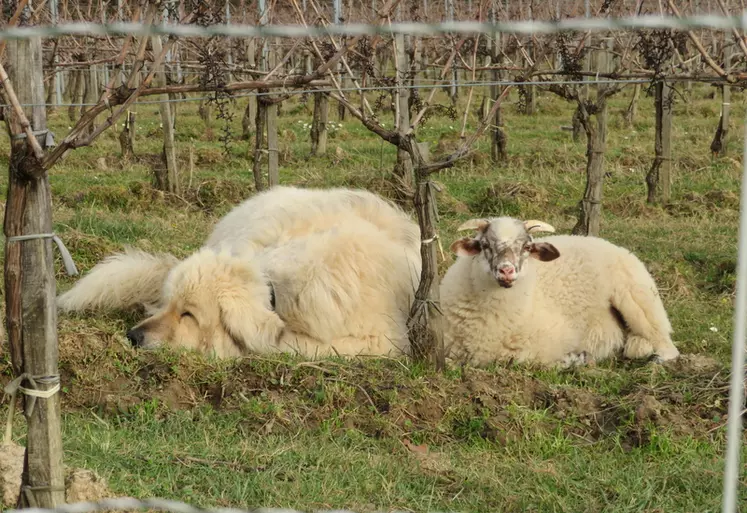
left=181, top=311, right=195, bottom=320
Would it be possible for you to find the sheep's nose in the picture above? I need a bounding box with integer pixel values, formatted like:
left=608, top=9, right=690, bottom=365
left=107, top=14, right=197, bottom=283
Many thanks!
left=126, top=328, right=145, bottom=347
left=498, top=266, right=516, bottom=279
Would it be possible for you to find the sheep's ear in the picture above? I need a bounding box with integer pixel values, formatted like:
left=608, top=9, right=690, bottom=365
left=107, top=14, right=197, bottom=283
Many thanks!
left=524, top=220, right=555, bottom=234
left=457, top=218, right=490, bottom=232
left=528, top=242, right=560, bottom=262
left=450, top=237, right=482, bottom=257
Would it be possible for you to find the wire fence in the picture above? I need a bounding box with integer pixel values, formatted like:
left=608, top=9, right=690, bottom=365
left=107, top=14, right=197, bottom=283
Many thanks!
left=4, top=497, right=409, bottom=513
left=1, top=10, right=745, bottom=513
left=3, top=14, right=747, bottom=38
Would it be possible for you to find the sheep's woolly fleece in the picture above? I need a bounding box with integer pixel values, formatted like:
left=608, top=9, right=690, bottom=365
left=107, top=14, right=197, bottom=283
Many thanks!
left=441, top=217, right=680, bottom=367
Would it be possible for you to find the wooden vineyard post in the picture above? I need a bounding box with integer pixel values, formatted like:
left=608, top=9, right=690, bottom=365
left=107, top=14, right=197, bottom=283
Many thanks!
left=522, top=41, right=536, bottom=115
left=712, top=41, right=732, bottom=157
left=267, top=37, right=280, bottom=187
left=623, top=83, right=640, bottom=128
left=490, top=1, right=507, bottom=162
left=646, top=64, right=673, bottom=205
left=406, top=140, right=445, bottom=371
left=253, top=0, right=278, bottom=189
left=573, top=37, right=614, bottom=237
left=394, top=7, right=413, bottom=191
left=334, top=0, right=346, bottom=121
left=81, top=62, right=98, bottom=137
left=151, top=32, right=180, bottom=195
left=3, top=35, right=65, bottom=508
left=310, top=92, right=329, bottom=156
left=253, top=98, right=267, bottom=191
left=242, top=37, right=257, bottom=141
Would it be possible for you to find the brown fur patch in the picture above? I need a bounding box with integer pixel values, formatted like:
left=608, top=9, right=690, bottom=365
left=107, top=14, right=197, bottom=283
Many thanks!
left=529, top=242, right=560, bottom=262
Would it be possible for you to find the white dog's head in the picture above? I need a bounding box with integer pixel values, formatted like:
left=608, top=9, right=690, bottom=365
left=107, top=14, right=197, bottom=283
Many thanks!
left=125, top=249, right=283, bottom=358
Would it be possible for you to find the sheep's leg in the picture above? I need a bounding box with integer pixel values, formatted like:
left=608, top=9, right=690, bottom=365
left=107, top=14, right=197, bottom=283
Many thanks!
left=612, top=281, right=680, bottom=362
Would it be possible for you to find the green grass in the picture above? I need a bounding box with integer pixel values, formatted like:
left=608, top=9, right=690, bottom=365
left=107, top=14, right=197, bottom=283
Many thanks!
left=57, top=407, right=729, bottom=512
left=2, top=83, right=747, bottom=512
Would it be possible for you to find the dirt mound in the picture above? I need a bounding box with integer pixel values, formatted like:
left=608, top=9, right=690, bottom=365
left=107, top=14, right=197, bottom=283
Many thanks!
left=2, top=319, right=732, bottom=450
left=1, top=442, right=24, bottom=507
left=0, top=442, right=111, bottom=508
left=66, top=468, right=112, bottom=504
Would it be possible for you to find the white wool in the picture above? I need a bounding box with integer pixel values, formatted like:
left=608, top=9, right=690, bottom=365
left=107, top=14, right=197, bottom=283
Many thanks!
left=440, top=221, right=680, bottom=367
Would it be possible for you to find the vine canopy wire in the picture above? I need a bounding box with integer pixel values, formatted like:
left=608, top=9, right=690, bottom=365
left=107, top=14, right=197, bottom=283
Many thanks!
left=1, top=13, right=747, bottom=38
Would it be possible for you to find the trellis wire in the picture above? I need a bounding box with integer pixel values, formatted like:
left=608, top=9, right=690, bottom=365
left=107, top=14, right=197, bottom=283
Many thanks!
left=0, top=10, right=744, bottom=513
left=2, top=14, right=747, bottom=38
left=1, top=78, right=652, bottom=109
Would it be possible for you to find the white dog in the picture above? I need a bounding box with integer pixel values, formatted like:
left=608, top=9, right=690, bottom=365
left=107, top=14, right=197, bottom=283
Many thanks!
left=57, top=186, right=423, bottom=359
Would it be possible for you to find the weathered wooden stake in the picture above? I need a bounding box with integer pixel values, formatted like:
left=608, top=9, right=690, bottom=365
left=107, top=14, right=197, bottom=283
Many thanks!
left=522, top=42, right=536, bottom=115
left=119, top=111, right=136, bottom=159
left=3, top=35, right=65, bottom=509
left=623, top=83, right=640, bottom=128
left=310, top=92, right=329, bottom=155
left=490, top=2, right=507, bottom=162
left=266, top=38, right=279, bottom=186
left=67, top=60, right=84, bottom=122
left=81, top=63, right=99, bottom=136
left=152, top=33, right=180, bottom=195
left=394, top=28, right=413, bottom=193
left=241, top=38, right=257, bottom=141
left=646, top=76, right=673, bottom=204
left=573, top=37, right=613, bottom=237
left=253, top=99, right=267, bottom=191
left=712, top=41, right=732, bottom=157
left=406, top=141, right=444, bottom=371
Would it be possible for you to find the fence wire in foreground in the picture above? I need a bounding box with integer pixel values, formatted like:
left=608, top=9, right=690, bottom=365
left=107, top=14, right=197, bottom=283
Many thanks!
left=3, top=497, right=430, bottom=513
left=2, top=13, right=747, bottom=38
left=0, top=10, right=744, bottom=513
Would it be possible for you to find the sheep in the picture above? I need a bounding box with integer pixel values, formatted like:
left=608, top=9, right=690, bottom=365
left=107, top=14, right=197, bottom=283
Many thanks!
left=56, top=186, right=422, bottom=359
left=439, top=216, right=681, bottom=367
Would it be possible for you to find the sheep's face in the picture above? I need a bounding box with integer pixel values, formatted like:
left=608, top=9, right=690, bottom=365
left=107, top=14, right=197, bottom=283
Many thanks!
left=450, top=217, right=560, bottom=288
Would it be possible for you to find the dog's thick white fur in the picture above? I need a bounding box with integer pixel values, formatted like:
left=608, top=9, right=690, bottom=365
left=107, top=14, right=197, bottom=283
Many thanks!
left=57, top=186, right=422, bottom=359
left=441, top=217, right=680, bottom=367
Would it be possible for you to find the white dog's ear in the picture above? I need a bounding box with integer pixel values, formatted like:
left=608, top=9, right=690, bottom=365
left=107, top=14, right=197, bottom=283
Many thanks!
left=216, top=265, right=284, bottom=353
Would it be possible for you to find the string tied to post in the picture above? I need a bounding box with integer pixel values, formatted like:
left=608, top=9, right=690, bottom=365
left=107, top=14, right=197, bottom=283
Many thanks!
left=3, top=373, right=61, bottom=446
left=5, top=233, right=78, bottom=276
